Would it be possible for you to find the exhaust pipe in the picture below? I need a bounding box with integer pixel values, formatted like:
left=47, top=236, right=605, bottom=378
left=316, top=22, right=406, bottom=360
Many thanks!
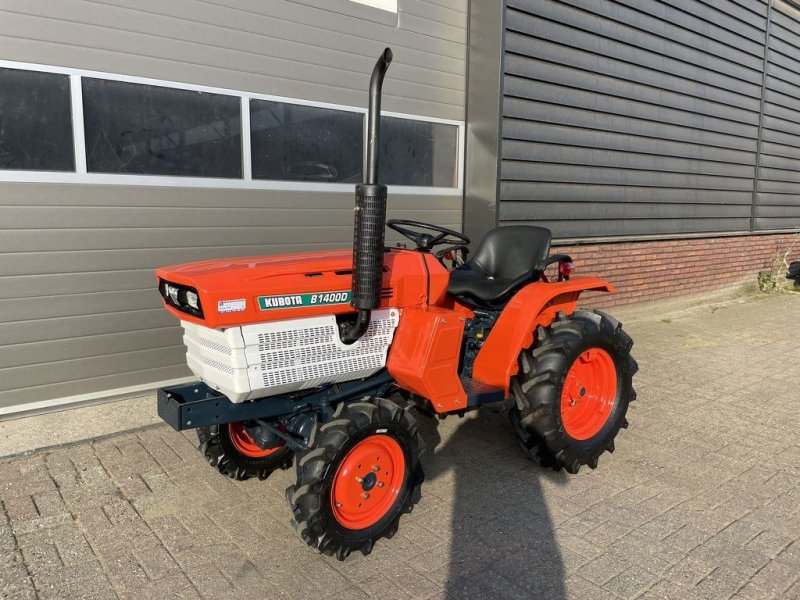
left=342, top=48, right=393, bottom=344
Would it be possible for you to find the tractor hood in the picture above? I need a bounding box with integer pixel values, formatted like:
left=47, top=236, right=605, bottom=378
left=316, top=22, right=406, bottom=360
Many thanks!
left=156, top=249, right=357, bottom=328
left=156, top=248, right=449, bottom=329
left=160, top=249, right=355, bottom=287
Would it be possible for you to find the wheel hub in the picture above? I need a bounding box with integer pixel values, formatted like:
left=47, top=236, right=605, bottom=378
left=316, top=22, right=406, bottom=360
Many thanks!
left=560, top=348, right=618, bottom=440
left=361, top=471, right=377, bottom=492
left=331, top=435, right=406, bottom=530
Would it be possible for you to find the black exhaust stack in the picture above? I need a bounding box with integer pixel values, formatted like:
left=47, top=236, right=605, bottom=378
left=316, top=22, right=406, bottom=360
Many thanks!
left=342, top=48, right=393, bottom=344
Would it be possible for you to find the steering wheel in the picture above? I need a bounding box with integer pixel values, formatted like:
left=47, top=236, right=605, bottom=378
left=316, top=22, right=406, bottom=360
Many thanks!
left=387, top=219, right=470, bottom=252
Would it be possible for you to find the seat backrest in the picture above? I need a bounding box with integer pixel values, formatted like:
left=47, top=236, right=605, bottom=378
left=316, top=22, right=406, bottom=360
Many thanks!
left=469, top=226, right=552, bottom=280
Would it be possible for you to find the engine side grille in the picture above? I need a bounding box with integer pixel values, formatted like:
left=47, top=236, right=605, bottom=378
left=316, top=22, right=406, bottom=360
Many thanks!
left=181, top=308, right=399, bottom=402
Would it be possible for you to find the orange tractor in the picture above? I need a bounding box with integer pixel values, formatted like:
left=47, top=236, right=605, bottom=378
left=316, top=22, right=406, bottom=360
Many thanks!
left=156, top=49, right=637, bottom=560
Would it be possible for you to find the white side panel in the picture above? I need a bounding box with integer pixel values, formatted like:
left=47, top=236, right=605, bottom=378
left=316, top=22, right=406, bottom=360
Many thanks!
left=181, top=309, right=399, bottom=402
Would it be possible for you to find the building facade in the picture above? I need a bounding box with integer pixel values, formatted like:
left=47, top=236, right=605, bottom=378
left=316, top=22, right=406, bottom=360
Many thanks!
left=0, top=0, right=467, bottom=414
left=465, top=0, right=800, bottom=305
left=0, top=0, right=799, bottom=415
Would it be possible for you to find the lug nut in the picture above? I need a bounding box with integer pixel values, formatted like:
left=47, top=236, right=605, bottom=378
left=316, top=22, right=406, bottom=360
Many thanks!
left=362, top=493, right=370, bottom=499
left=372, top=465, right=380, bottom=472
left=377, top=482, right=385, bottom=488
left=355, top=476, right=363, bottom=483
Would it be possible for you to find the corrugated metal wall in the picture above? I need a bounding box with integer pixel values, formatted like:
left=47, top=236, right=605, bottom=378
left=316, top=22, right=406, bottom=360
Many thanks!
left=757, top=0, right=800, bottom=230
left=0, top=0, right=467, bottom=412
left=497, top=0, right=800, bottom=239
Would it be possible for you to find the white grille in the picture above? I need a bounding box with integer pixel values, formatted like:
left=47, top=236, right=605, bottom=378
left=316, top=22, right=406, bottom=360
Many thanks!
left=184, top=328, right=233, bottom=356
left=181, top=308, right=399, bottom=402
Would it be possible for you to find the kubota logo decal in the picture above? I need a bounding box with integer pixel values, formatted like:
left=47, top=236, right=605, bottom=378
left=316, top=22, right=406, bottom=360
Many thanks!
left=257, top=290, right=351, bottom=310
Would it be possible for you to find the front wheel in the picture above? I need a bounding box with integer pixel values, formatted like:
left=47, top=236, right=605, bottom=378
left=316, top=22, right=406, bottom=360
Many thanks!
left=197, top=422, right=294, bottom=481
left=510, top=309, right=637, bottom=474
left=286, top=398, right=424, bottom=560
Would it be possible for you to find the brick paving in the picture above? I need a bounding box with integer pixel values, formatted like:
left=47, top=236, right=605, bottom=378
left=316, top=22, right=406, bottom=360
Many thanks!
left=1, top=292, right=800, bottom=599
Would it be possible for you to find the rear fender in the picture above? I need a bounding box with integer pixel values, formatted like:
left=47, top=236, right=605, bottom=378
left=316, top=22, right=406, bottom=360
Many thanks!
left=471, top=277, right=615, bottom=396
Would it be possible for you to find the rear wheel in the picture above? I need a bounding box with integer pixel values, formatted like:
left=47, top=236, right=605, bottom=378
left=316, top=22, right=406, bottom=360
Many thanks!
left=287, top=398, right=424, bottom=560
left=510, top=309, right=637, bottom=473
left=197, top=422, right=294, bottom=481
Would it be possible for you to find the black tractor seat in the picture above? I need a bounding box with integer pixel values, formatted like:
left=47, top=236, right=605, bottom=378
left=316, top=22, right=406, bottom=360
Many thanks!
left=447, top=225, right=570, bottom=306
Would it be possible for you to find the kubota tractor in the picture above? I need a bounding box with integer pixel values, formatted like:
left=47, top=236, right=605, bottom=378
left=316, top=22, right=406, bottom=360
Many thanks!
left=155, top=49, right=637, bottom=560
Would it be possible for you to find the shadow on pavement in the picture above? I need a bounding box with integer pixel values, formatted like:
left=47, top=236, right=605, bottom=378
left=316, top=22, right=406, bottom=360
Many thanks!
left=417, top=403, right=568, bottom=600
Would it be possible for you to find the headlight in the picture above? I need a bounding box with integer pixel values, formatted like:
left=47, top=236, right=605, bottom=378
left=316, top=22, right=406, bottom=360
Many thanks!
left=185, top=290, right=199, bottom=309
left=159, top=279, right=204, bottom=318
left=166, top=284, right=180, bottom=304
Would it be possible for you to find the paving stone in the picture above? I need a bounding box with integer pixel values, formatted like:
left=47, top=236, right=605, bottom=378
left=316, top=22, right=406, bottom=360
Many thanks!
left=11, top=514, right=74, bottom=537
left=133, top=544, right=182, bottom=581
left=746, top=529, right=795, bottom=559
left=637, top=514, right=685, bottom=541
left=637, top=579, right=705, bottom=600
left=582, top=519, right=633, bottom=548
left=0, top=524, right=18, bottom=555
left=603, top=564, right=660, bottom=599
left=4, top=495, right=40, bottom=523
left=777, top=539, right=800, bottom=566
left=19, top=543, right=62, bottom=574
left=136, top=432, right=184, bottom=469
left=556, top=532, right=605, bottom=561
left=784, top=580, right=800, bottom=600
left=663, top=524, right=710, bottom=553
left=0, top=576, right=38, bottom=600
left=354, top=573, right=411, bottom=600
left=448, top=569, right=531, bottom=600
left=713, top=516, right=767, bottom=547
left=0, top=550, right=33, bottom=593
left=693, top=537, right=770, bottom=573
left=32, top=559, right=108, bottom=594
left=184, top=563, right=242, bottom=599
left=36, top=572, right=117, bottom=600
left=563, top=575, right=621, bottom=600
left=609, top=531, right=684, bottom=574
left=733, top=581, right=786, bottom=600
left=746, top=560, right=800, bottom=596
left=32, top=491, right=68, bottom=518
left=558, top=511, right=609, bottom=538
left=663, top=554, right=716, bottom=587
left=694, top=565, right=752, bottom=600
left=579, top=551, right=633, bottom=586
left=54, top=530, right=95, bottom=567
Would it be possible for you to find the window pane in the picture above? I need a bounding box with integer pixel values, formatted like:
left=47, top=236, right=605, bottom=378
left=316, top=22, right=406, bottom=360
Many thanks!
left=83, top=79, right=241, bottom=178
left=0, top=68, right=74, bottom=171
left=379, top=117, right=458, bottom=187
left=250, top=100, right=363, bottom=183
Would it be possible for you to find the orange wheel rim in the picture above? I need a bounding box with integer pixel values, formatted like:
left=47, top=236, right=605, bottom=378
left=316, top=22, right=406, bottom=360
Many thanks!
left=560, top=348, right=618, bottom=440
left=228, top=423, right=284, bottom=458
left=331, top=435, right=406, bottom=530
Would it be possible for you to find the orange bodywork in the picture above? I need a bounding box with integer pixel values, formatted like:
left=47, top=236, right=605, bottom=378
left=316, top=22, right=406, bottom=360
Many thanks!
left=157, top=246, right=613, bottom=412
left=471, top=277, right=615, bottom=397
left=156, top=248, right=449, bottom=328
left=386, top=306, right=469, bottom=412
